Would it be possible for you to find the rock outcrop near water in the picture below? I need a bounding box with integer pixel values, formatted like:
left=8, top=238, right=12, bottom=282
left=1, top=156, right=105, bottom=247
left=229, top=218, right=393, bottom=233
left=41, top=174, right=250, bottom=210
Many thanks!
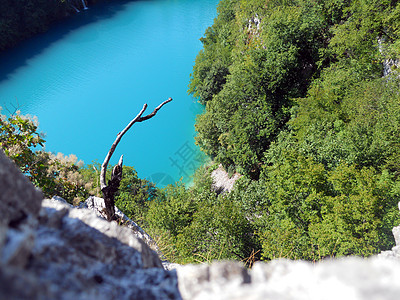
left=2, top=149, right=400, bottom=300
left=211, top=164, right=242, bottom=194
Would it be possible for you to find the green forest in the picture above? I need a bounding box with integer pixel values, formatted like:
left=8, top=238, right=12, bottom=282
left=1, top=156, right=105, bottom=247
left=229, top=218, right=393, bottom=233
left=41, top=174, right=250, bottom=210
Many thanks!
left=0, top=0, right=104, bottom=52
left=2, top=0, right=400, bottom=265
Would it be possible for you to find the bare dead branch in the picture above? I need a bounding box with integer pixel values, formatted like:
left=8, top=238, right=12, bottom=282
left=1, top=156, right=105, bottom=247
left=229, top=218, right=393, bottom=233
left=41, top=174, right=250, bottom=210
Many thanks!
left=99, top=98, right=172, bottom=220
left=137, top=97, right=173, bottom=122
left=99, top=104, right=147, bottom=191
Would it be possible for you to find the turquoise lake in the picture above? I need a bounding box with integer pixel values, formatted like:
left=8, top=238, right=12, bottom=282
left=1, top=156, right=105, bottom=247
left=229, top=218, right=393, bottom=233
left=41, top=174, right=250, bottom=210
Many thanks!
left=0, top=0, right=219, bottom=185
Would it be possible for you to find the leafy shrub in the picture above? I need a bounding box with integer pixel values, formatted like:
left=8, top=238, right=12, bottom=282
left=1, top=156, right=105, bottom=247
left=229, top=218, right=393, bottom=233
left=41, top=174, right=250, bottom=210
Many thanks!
left=0, top=108, right=89, bottom=203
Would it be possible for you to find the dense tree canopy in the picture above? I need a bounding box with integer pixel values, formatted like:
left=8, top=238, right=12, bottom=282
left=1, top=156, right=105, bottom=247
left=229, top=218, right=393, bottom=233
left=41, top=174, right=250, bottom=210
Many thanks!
left=146, top=0, right=400, bottom=263
left=0, top=109, right=89, bottom=203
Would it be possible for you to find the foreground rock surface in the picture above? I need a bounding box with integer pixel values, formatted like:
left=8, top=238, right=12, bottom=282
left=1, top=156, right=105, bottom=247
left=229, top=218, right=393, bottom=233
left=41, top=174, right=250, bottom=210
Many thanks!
left=2, top=149, right=400, bottom=300
left=1, top=198, right=180, bottom=299
left=79, top=195, right=159, bottom=251
left=0, top=150, right=179, bottom=299
left=176, top=207, right=400, bottom=300
left=176, top=258, right=400, bottom=300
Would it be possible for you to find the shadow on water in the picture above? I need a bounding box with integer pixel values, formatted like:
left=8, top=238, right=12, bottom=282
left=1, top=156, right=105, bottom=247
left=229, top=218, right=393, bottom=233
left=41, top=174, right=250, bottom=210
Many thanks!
left=0, top=0, right=147, bottom=85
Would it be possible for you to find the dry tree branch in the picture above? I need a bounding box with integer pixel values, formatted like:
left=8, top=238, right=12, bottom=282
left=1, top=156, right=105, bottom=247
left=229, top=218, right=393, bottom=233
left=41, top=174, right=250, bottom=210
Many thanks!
left=100, top=97, right=172, bottom=220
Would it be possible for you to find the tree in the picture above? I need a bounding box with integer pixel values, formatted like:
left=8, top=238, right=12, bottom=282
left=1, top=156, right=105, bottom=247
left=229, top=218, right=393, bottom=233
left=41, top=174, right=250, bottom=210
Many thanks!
left=114, top=165, right=157, bottom=225
left=100, top=98, right=172, bottom=221
left=0, top=108, right=89, bottom=203
left=183, top=0, right=400, bottom=263
left=191, top=0, right=330, bottom=177
left=145, top=165, right=261, bottom=265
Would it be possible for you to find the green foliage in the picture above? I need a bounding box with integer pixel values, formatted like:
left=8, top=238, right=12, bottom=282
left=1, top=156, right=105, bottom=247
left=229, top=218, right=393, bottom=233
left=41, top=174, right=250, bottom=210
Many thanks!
left=256, top=153, right=399, bottom=260
left=259, top=78, right=400, bottom=260
left=0, top=109, right=89, bottom=203
left=184, top=0, right=400, bottom=263
left=310, top=164, right=399, bottom=257
left=191, top=0, right=331, bottom=178
left=259, top=152, right=331, bottom=260
left=145, top=167, right=260, bottom=264
left=79, top=161, right=103, bottom=197
left=146, top=182, right=200, bottom=263
left=188, top=0, right=238, bottom=103
left=115, top=166, right=157, bottom=225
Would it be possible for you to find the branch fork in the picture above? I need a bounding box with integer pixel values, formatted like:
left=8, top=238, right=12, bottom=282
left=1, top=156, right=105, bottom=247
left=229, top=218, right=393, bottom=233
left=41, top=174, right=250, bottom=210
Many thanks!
left=100, top=97, right=172, bottom=220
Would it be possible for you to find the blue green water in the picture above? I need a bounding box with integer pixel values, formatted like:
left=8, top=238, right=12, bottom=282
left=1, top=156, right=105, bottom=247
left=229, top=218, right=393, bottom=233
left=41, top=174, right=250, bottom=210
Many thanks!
left=0, top=0, right=219, bottom=185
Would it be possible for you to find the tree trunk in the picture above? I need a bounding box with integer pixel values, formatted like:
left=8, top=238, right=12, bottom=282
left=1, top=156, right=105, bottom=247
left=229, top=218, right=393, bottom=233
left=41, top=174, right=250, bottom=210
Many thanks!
left=100, top=98, right=172, bottom=221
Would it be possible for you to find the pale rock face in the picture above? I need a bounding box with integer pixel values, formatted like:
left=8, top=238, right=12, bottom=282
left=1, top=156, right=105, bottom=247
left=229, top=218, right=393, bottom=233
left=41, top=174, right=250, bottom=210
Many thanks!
left=0, top=200, right=180, bottom=299
left=41, top=198, right=162, bottom=269
left=0, top=150, right=42, bottom=268
left=79, top=195, right=161, bottom=254
left=211, top=164, right=242, bottom=194
left=176, top=258, right=400, bottom=300
left=27, top=200, right=177, bottom=299
left=3, top=147, right=400, bottom=300
left=378, top=36, right=400, bottom=77
left=393, top=225, right=400, bottom=246
left=377, top=206, right=400, bottom=260
left=0, top=150, right=180, bottom=299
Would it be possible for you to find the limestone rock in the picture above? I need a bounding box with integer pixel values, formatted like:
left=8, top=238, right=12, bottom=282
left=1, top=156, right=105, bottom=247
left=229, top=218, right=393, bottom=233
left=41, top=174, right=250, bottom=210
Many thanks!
left=211, top=164, right=241, bottom=194
left=177, top=261, right=250, bottom=300
left=79, top=196, right=160, bottom=252
left=1, top=226, right=35, bottom=267
left=377, top=202, right=400, bottom=260
left=0, top=197, right=179, bottom=299
left=0, top=150, right=41, bottom=268
left=163, top=261, right=181, bottom=271
left=176, top=258, right=400, bottom=300
left=0, top=150, right=180, bottom=299
left=0, top=149, right=42, bottom=227
left=25, top=200, right=176, bottom=299
left=41, top=198, right=162, bottom=269
left=393, top=224, right=400, bottom=246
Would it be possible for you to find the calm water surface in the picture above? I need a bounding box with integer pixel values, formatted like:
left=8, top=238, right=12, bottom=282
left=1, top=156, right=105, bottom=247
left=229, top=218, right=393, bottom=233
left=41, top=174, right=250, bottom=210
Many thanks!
left=0, top=0, right=219, bottom=185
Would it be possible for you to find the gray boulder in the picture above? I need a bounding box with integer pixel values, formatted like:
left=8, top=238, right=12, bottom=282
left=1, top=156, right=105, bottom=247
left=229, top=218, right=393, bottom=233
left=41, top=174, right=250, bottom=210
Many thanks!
left=79, top=195, right=158, bottom=251
left=378, top=202, right=400, bottom=260
left=0, top=150, right=181, bottom=299
left=0, top=149, right=42, bottom=269
left=0, top=149, right=43, bottom=227
left=26, top=199, right=178, bottom=299
left=3, top=147, right=400, bottom=300
left=211, top=164, right=242, bottom=194
left=176, top=257, right=400, bottom=300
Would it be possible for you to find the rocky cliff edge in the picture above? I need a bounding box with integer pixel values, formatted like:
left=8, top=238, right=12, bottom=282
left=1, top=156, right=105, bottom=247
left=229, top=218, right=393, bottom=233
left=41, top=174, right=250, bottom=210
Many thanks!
left=2, top=149, right=400, bottom=300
